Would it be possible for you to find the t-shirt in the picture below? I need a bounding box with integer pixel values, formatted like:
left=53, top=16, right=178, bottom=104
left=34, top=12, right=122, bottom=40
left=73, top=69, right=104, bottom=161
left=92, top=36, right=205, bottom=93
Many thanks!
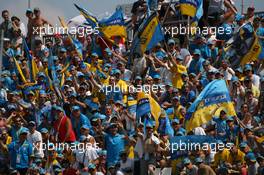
left=27, top=130, right=44, bottom=158
left=105, top=133, right=125, bottom=164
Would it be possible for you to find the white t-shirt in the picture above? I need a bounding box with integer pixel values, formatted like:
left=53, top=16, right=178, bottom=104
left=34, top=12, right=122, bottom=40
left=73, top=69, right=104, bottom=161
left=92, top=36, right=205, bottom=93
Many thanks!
left=27, top=130, right=44, bottom=158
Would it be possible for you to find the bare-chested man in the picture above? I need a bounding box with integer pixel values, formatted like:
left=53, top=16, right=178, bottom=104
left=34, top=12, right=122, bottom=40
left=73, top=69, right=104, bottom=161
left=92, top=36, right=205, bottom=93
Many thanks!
left=30, top=7, right=52, bottom=50
left=25, top=9, right=33, bottom=42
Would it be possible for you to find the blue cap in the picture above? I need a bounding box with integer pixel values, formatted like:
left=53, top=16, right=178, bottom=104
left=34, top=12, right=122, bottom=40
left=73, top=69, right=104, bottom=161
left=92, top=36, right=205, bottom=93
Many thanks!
left=114, top=69, right=121, bottom=74
left=135, top=76, right=142, bottom=80
left=43, top=47, right=49, bottom=53
left=91, top=52, right=98, bottom=57
left=72, top=105, right=80, bottom=111
left=235, top=67, right=243, bottom=73
left=53, top=56, right=59, bottom=61
left=26, top=8, right=33, bottom=13
left=153, top=74, right=161, bottom=79
left=231, top=76, right=239, bottom=82
left=193, top=49, right=201, bottom=55
left=20, top=127, right=29, bottom=135
left=245, top=152, right=257, bottom=162
left=235, top=14, right=244, bottom=22
left=29, top=121, right=36, bottom=126
left=146, top=122, right=154, bottom=128
left=88, top=163, right=96, bottom=169
left=239, top=142, right=248, bottom=148
left=40, top=128, right=48, bottom=134
left=176, top=55, right=183, bottom=60
left=176, top=131, right=184, bottom=136
left=98, top=150, right=107, bottom=156
left=81, top=124, right=90, bottom=130
left=226, top=116, right=234, bottom=122
left=195, top=157, right=203, bottom=163
left=77, top=72, right=84, bottom=77
left=168, top=39, right=175, bottom=45
left=165, top=82, right=173, bottom=87
left=104, top=63, right=111, bottom=68
left=38, top=72, right=46, bottom=77
left=244, top=64, right=252, bottom=71
left=52, top=105, right=64, bottom=112
left=172, top=118, right=180, bottom=124
left=69, top=92, right=77, bottom=98
left=39, top=90, right=46, bottom=95
left=183, top=158, right=191, bottom=165
left=59, top=47, right=66, bottom=52
left=65, top=77, right=72, bottom=82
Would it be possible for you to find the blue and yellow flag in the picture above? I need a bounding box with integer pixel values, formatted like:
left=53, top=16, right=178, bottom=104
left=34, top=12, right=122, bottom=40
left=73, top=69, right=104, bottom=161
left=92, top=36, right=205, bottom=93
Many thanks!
left=99, top=7, right=127, bottom=39
left=180, top=0, right=203, bottom=18
left=74, top=3, right=98, bottom=28
left=137, top=12, right=164, bottom=53
left=23, top=38, right=39, bottom=82
left=185, top=79, right=236, bottom=132
left=137, top=92, right=161, bottom=129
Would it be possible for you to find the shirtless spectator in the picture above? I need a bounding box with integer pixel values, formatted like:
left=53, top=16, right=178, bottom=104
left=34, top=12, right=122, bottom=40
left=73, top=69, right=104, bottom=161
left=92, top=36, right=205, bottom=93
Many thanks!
left=30, top=7, right=52, bottom=49
left=25, top=9, right=33, bottom=43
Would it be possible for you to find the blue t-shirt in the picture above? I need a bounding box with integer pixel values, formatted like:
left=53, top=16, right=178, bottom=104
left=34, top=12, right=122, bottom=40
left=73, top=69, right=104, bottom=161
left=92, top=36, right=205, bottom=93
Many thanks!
left=105, top=133, right=125, bottom=164
left=8, top=140, right=33, bottom=169
left=3, top=48, right=15, bottom=70
left=71, top=113, right=92, bottom=139
left=188, top=57, right=205, bottom=74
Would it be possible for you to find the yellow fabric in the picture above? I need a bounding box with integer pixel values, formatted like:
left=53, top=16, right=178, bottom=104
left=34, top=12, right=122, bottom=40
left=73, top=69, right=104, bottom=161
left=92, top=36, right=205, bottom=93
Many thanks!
left=240, top=33, right=261, bottom=66
left=173, top=105, right=184, bottom=120
left=180, top=3, right=197, bottom=17
left=251, top=85, right=260, bottom=98
left=213, top=149, right=231, bottom=167
left=14, top=58, right=27, bottom=83
left=171, top=64, right=187, bottom=89
left=137, top=92, right=161, bottom=130
left=127, top=146, right=134, bottom=159
left=186, top=102, right=236, bottom=132
left=31, top=59, right=39, bottom=82
left=228, top=149, right=245, bottom=164
left=6, top=136, right=12, bottom=145
left=100, top=25, right=127, bottom=40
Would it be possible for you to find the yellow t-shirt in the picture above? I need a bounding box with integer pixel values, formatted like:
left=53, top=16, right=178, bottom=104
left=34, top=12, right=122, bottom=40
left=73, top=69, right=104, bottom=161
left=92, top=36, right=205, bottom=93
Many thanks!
left=228, top=149, right=245, bottom=164
left=213, top=148, right=231, bottom=167
left=170, top=64, right=187, bottom=89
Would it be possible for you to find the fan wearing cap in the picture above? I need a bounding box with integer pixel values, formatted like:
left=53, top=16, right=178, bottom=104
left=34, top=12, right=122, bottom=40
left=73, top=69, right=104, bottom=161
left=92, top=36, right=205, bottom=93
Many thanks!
left=212, top=109, right=229, bottom=141
left=212, top=140, right=232, bottom=170
left=245, top=152, right=259, bottom=175
left=244, top=89, right=259, bottom=115
left=243, top=64, right=260, bottom=88
left=182, top=158, right=198, bottom=175
left=8, top=127, right=33, bottom=175
left=167, top=53, right=187, bottom=89
left=70, top=105, right=92, bottom=139
left=52, top=106, right=76, bottom=143
left=2, top=36, right=15, bottom=71
left=244, top=76, right=260, bottom=99
left=27, top=121, right=44, bottom=158
left=226, top=116, right=240, bottom=144
left=194, top=157, right=215, bottom=175
left=189, top=49, right=205, bottom=75
left=104, top=121, right=128, bottom=165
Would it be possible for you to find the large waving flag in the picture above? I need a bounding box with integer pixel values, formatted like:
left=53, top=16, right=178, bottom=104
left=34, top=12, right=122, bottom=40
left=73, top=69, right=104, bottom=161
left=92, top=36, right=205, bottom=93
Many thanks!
left=23, top=38, right=39, bottom=82
left=137, top=12, right=164, bottom=54
left=225, top=22, right=261, bottom=68
left=99, top=7, right=127, bottom=39
left=185, top=80, right=236, bottom=132
left=74, top=3, right=98, bottom=28
left=136, top=92, right=161, bottom=129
